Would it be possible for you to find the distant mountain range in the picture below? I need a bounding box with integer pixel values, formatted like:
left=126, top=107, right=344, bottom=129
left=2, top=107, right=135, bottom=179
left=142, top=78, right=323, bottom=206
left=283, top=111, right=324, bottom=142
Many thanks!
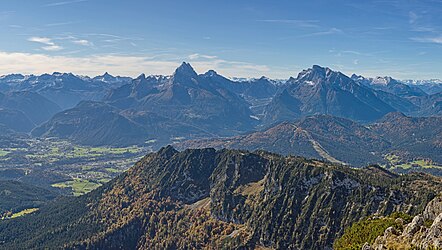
left=1, top=63, right=442, bottom=148
left=0, top=72, right=131, bottom=109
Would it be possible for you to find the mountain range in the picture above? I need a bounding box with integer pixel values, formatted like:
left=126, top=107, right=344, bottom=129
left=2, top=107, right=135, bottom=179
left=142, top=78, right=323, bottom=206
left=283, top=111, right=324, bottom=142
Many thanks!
left=1, top=63, right=442, bottom=149
left=1, top=147, right=441, bottom=249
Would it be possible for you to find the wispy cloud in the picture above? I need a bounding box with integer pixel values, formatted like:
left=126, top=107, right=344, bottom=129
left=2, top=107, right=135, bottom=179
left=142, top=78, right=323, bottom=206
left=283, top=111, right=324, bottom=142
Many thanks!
left=409, top=11, right=419, bottom=24
left=188, top=53, right=217, bottom=60
left=299, top=28, right=343, bottom=38
left=45, top=0, right=88, bottom=7
left=8, top=24, right=22, bottom=28
left=28, top=36, right=64, bottom=51
left=411, top=36, right=442, bottom=44
left=28, top=37, right=53, bottom=44
left=45, top=21, right=79, bottom=27
left=72, top=39, right=93, bottom=46
left=81, top=33, right=144, bottom=46
left=0, top=10, right=15, bottom=21
left=258, top=19, right=320, bottom=28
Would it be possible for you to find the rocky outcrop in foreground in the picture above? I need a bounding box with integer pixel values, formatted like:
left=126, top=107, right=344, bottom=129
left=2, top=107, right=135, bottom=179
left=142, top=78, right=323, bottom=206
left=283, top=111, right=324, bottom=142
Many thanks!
left=365, top=195, right=442, bottom=249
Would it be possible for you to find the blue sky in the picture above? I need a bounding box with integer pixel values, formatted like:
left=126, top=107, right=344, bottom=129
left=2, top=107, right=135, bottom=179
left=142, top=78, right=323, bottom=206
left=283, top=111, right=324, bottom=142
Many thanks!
left=0, top=0, right=441, bottom=79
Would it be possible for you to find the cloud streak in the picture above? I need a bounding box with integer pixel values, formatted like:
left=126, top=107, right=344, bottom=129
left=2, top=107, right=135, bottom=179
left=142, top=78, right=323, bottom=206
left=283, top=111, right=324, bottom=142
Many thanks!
left=28, top=37, right=64, bottom=51
left=72, top=39, right=93, bottom=46
left=299, top=28, right=343, bottom=38
left=45, top=0, right=88, bottom=7
left=258, top=19, right=320, bottom=28
left=411, top=36, right=442, bottom=44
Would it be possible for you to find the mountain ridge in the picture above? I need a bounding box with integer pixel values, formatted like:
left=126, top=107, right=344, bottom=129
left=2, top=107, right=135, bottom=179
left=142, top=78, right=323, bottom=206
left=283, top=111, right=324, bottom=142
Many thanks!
left=0, top=147, right=441, bottom=249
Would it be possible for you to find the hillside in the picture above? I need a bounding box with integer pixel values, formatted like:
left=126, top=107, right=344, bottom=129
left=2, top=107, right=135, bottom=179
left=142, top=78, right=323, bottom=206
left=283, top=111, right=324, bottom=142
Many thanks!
left=371, top=112, right=442, bottom=163
left=0, top=108, right=34, bottom=133
left=179, top=113, right=442, bottom=167
left=0, top=147, right=441, bottom=249
left=32, top=101, right=215, bottom=147
left=0, top=91, right=61, bottom=126
left=31, top=101, right=148, bottom=146
left=0, top=180, right=59, bottom=217
left=179, top=115, right=390, bottom=166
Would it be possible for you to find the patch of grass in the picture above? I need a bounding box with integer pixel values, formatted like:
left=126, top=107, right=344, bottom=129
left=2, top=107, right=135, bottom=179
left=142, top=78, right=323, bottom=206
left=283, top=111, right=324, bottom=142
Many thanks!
left=234, top=179, right=265, bottom=196
left=10, top=208, right=39, bottom=219
left=334, top=212, right=412, bottom=250
left=105, top=168, right=122, bottom=173
left=97, top=178, right=112, bottom=184
left=52, top=179, right=101, bottom=196
left=385, top=154, right=442, bottom=170
left=0, top=150, right=9, bottom=157
left=81, top=166, right=94, bottom=171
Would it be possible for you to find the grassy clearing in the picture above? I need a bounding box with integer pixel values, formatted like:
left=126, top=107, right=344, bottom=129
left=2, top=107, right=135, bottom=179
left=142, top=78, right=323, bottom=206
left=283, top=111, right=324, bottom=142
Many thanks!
left=385, top=154, right=442, bottom=170
left=81, top=166, right=94, bottom=171
left=10, top=208, right=39, bottom=219
left=105, top=167, right=122, bottom=173
left=395, top=160, right=441, bottom=169
left=0, top=150, right=9, bottom=157
left=52, top=179, right=101, bottom=196
left=97, top=178, right=112, bottom=184
left=234, top=178, right=265, bottom=196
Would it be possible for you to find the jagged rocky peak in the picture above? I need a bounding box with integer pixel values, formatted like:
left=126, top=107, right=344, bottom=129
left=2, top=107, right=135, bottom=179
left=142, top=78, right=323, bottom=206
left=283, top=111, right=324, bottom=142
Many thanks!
left=371, top=76, right=395, bottom=85
left=296, top=65, right=347, bottom=85
left=101, top=72, right=114, bottom=79
left=255, top=76, right=273, bottom=83
left=287, top=76, right=297, bottom=83
left=203, top=69, right=218, bottom=77
left=93, top=72, right=115, bottom=82
left=135, top=73, right=146, bottom=80
left=0, top=73, right=25, bottom=81
left=157, top=145, right=179, bottom=159
left=173, top=62, right=198, bottom=78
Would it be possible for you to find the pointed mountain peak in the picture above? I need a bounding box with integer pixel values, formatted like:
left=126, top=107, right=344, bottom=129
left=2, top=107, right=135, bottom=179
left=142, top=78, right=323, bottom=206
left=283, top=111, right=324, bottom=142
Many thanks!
left=135, top=73, right=146, bottom=80
left=158, top=145, right=178, bottom=158
left=203, top=69, right=218, bottom=77
left=287, top=76, right=296, bottom=82
left=174, top=62, right=197, bottom=77
left=258, top=76, right=270, bottom=81
left=312, top=64, right=326, bottom=71
left=372, top=76, right=395, bottom=85
left=297, top=65, right=334, bottom=81
left=351, top=74, right=363, bottom=80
